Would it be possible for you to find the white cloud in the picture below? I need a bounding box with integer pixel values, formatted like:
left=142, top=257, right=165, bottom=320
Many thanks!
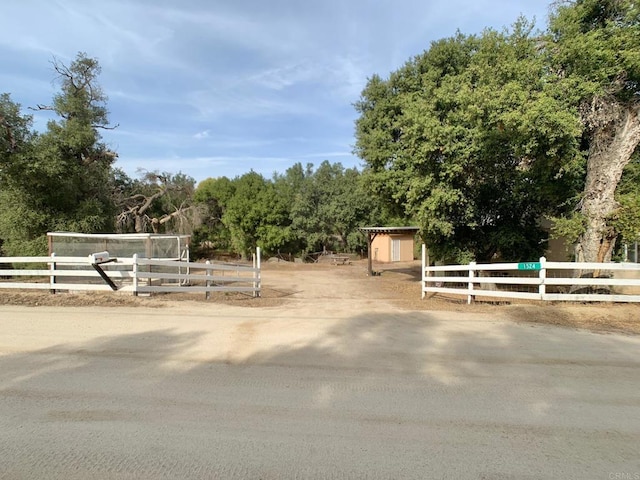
left=1, top=0, right=552, bottom=183
left=193, top=130, right=210, bottom=140
left=117, top=154, right=298, bottom=180
left=249, top=62, right=318, bottom=91
left=185, top=86, right=314, bottom=120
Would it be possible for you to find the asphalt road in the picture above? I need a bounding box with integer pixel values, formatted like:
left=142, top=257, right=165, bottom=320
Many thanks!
left=1, top=301, right=639, bottom=479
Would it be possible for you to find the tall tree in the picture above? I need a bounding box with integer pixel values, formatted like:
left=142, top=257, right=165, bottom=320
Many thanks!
left=290, top=161, right=373, bottom=254
left=0, top=94, right=39, bottom=254
left=222, top=171, right=265, bottom=258
left=355, top=23, right=583, bottom=263
left=0, top=53, right=118, bottom=255
left=192, top=176, right=236, bottom=252
left=34, top=53, right=118, bottom=231
left=549, top=0, right=640, bottom=262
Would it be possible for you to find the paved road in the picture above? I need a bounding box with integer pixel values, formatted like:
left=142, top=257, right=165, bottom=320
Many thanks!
left=1, top=301, right=639, bottom=479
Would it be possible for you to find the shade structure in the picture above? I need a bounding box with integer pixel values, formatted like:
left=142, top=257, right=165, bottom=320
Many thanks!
left=359, top=227, right=420, bottom=276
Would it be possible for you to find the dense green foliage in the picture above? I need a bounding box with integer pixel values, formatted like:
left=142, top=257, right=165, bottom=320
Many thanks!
left=613, top=153, right=640, bottom=243
left=0, top=54, right=118, bottom=255
left=288, top=161, right=377, bottom=254
left=355, top=22, right=583, bottom=263
left=193, top=162, right=393, bottom=259
left=355, top=0, right=640, bottom=263
left=549, top=0, right=640, bottom=103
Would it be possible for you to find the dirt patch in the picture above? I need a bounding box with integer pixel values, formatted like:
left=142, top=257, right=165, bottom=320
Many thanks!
left=1, top=259, right=638, bottom=335
left=0, top=288, right=291, bottom=309
left=502, top=304, right=640, bottom=335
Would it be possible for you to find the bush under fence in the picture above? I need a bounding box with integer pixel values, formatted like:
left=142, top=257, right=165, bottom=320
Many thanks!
left=0, top=249, right=261, bottom=298
left=421, top=246, right=640, bottom=304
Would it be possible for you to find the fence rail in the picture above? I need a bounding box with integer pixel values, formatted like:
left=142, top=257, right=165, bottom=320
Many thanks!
left=0, top=249, right=261, bottom=298
left=421, top=245, right=640, bottom=304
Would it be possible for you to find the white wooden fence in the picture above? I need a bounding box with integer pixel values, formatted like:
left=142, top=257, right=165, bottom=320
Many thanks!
left=421, top=245, right=640, bottom=304
left=0, top=249, right=261, bottom=298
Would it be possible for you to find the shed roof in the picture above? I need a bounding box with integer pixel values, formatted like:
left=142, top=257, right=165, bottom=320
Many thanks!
left=359, top=226, right=420, bottom=235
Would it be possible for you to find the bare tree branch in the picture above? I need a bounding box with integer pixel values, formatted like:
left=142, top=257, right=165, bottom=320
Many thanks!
left=116, top=172, right=201, bottom=235
left=28, top=104, right=55, bottom=112
left=94, top=123, right=119, bottom=130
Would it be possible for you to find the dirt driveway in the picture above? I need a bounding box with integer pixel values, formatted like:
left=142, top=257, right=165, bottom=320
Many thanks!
left=2, top=258, right=639, bottom=334
left=1, top=260, right=640, bottom=479
left=260, top=260, right=640, bottom=335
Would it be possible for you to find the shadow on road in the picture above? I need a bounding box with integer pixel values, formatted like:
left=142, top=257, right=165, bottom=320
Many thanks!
left=1, top=309, right=639, bottom=479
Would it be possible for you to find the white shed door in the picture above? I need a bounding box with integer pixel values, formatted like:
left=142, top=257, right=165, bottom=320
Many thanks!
left=391, top=239, right=401, bottom=262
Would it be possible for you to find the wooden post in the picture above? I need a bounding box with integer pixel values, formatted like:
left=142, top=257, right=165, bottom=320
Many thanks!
left=49, top=253, right=56, bottom=294
left=132, top=254, right=138, bottom=296
left=367, top=232, right=378, bottom=276
left=205, top=260, right=211, bottom=300
left=467, top=261, right=476, bottom=304
left=145, top=237, right=152, bottom=259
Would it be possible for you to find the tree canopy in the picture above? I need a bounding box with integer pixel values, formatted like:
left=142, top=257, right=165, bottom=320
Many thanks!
left=0, top=53, right=118, bottom=255
left=355, top=0, right=640, bottom=263
left=355, top=21, right=582, bottom=262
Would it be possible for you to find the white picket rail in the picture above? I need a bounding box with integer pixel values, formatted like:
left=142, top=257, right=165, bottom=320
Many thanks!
left=0, top=248, right=261, bottom=298
left=421, top=245, right=640, bottom=303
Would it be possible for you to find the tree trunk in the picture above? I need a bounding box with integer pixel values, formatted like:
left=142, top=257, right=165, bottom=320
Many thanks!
left=134, top=213, right=145, bottom=234
left=576, top=104, right=640, bottom=264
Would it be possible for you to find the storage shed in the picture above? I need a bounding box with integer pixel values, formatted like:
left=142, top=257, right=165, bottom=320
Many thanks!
left=359, top=227, right=420, bottom=276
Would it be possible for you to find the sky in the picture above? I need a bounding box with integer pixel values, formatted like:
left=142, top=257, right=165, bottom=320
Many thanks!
left=1, top=0, right=552, bottom=184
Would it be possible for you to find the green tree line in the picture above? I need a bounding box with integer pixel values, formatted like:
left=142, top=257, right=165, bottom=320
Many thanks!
left=0, top=53, right=390, bottom=256
left=0, top=54, right=392, bottom=258
left=193, top=162, right=393, bottom=259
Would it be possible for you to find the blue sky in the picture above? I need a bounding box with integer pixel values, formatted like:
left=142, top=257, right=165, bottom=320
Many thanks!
left=1, top=0, right=551, bottom=184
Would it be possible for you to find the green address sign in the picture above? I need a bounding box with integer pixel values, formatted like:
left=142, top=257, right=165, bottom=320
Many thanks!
left=518, top=262, right=541, bottom=271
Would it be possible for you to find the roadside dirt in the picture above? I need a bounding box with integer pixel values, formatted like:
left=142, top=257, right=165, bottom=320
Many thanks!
left=1, top=259, right=638, bottom=335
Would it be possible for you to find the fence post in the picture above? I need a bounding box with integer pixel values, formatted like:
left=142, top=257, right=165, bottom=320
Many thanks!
left=49, top=253, right=57, bottom=294
left=467, top=261, right=476, bottom=304
left=132, top=254, right=138, bottom=297
left=539, top=256, right=546, bottom=301
left=205, top=260, right=211, bottom=300
left=253, top=247, right=261, bottom=298
left=421, top=244, right=426, bottom=299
